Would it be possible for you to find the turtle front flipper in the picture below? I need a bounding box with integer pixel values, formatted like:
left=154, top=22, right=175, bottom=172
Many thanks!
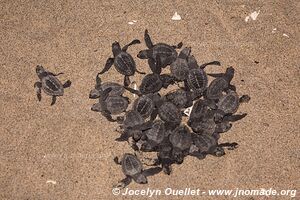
left=135, top=69, right=146, bottom=75
left=122, top=39, right=141, bottom=52
left=172, top=42, right=183, bottom=49
left=34, top=81, right=42, bottom=101
left=239, top=95, right=251, bottom=103
left=114, top=176, right=132, bottom=189
left=124, top=76, right=131, bottom=87
left=101, top=110, right=117, bottom=122
left=199, top=61, right=221, bottom=69
left=144, top=29, right=154, bottom=48
left=148, top=57, right=161, bottom=74
left=99, top=57, right=114, bottom=75
left=50, top=96, right=57, bottom=106
left=63, top=80, right=71, bottom=88
left=142, top=167, right=162, bottom=177
left=48, top=72, right=64, bottom=76
left=218, top=142, right=239, bottom=150
left=207, top=72, right=224, bottom=78
left=223, top=113, right=247, bottom=122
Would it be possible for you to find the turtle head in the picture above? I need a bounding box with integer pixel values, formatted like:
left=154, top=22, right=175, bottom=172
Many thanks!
left=178, top=47, right=191, bottom=59
left=89, top=89, right=101, bottom=99
left=137, top=50, right=151, bottom=59
left=133, top=173, right=147, bottom=184
left=36, top=65, right=47, bottom=79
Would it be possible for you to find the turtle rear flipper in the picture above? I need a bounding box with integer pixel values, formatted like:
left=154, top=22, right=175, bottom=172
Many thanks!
left=63, top=80, right=71, bottom=88
left=50, top=96, right=57, bottom=106
left=172, top=42, right=183, bottom=49
left=239, top=95, right=251, bottom=103
left=34, top=81, right=42, bottom=101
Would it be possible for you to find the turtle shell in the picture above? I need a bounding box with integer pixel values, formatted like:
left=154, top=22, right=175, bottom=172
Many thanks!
left=121, top=154, right=143, bottom=177
left=188, top=99, right=209, bottom=124
left=217, top=90, right=239, bottom=114
left=114, top=52, right=136, bottom=76
left=190, top=118, right=216, bottom=135
left=192, top=133, right=217, bottom=153
left=187, top=68, right=208, bottom=93
left=42, top=75, right=64, bottom=96
left=170, top=58, right=189, bottom=81
left=101, top=82, right=125, bottom=96
left=139, top=74, right=163, bottom=94
left=105, top=96, right=128, bottom=115
left=123, top=110, right=144, bottom=128
left=169, top=125, right=192, bottom=150
left=206, top=77, right=228, bottom=100
left=145, top=120, right=165, bottom=144
left=158, top=102, right=182, bottom=124
left=133, top=95, right=155, bottom=118
left=152, top=43, right=178, bottom=66
left=165, top=89, right=192, bottom=109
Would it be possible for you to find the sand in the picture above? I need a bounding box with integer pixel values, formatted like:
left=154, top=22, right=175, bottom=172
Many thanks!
left=0, top=0, right=299, bottom=199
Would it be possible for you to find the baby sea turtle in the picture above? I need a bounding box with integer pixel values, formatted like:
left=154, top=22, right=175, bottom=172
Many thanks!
left=99, top=40, right=144, bottom=86
left=170, top=47, right=191, bottom=81
left=89, top=73, right=124, bottom=99
left=34, top=65, right=71, bottom=105
left=137, top=29, right=183, bottom=69
left=114, top=153, right=161, bottom=188
left=158, top=102, right=182, bottom=124
left=189, top=133, right=238, bottom=159
left=125, top=73, right=176, bottom=95
left=205, top=67, right=236, bottom=100
left=164, top=89, right=194, bottom=109
left=132, top=94, right=155, bottom=119
left=169, top=125, right=192, bottom=164
left=140, top=120, right=166, bottom=151
left=91, top=89, right=128, bottom=122
left=213, top=91, right=250, bottom=122
left=185, top=56, right=220, bottom=96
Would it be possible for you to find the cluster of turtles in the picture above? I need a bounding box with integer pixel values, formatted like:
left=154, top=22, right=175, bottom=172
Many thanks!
left=34, top=30, right=250, bottom=189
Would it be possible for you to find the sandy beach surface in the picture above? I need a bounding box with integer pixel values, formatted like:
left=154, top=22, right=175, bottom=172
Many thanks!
left=0, top=0, right=299, bottom=199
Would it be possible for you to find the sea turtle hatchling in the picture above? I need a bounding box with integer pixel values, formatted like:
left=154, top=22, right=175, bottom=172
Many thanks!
left=158, top=102, right=182, bottom=124
left=137, top=29, right=183, bottom=70
left=170, top=47, right=191, bottom=81
left=140, top=120, right=166, bottom=151
left=205, top=67, right=236, bottom=100
left=89, top=73, right=124, bottom=99
left=34, top=65, right=71, bottom=106
left=164, top=89, right=194, bottom=109
left=189, top=133, right=238, bottom=159
left=169, top=125, right=192, bottom=164
left=114, top=153, right=161, bottom=189
left=132, top=94, right=155, bottom=119
left=99, top=39, right=145, bottom=87
left=185, top=55, right=221, bottom=96
left=125, top=73, right=176, bottom=95
left=213, top=91, right=250, bottom=122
